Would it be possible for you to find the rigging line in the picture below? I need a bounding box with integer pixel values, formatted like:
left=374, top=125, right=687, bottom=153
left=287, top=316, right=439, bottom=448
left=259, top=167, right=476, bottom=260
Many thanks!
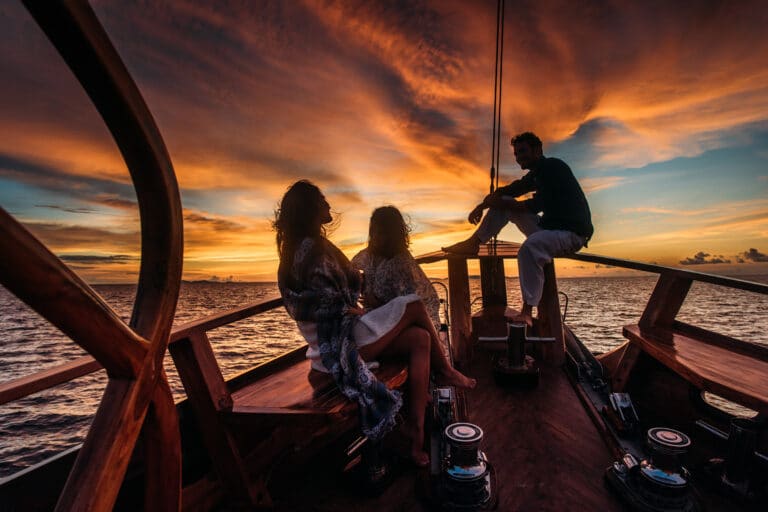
left=491, top=0, right=505, bottom=256
left=495, top=0, right=505, bottom=193
left=489, top=0, right=502, bottom=195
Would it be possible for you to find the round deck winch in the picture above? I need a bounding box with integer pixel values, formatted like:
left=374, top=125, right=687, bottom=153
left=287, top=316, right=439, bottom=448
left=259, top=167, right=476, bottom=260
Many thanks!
left=605, top=427, right=701, bottom=512
left=440, top=422, right=493, bottom=509
left=639, top=428, right=692, bottom=491
left=427, top=387, right=496, bottom=510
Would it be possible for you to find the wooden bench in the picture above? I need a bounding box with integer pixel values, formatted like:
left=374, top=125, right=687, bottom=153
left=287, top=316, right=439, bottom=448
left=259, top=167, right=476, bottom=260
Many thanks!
left=621, top=323, right=768, bottom=416
left=170, top=334, right=408, bottom=508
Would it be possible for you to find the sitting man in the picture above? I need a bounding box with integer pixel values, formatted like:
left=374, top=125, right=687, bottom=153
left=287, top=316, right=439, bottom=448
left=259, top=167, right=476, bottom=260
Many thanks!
left=443, top=131, right=593, bottom=325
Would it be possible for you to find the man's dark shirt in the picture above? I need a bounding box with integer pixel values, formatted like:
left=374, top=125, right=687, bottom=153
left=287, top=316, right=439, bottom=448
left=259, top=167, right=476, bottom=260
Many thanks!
left=497, top=156, right=594, bottom=240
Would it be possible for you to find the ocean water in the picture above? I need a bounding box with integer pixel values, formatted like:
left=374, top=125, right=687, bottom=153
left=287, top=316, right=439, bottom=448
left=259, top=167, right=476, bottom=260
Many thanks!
left=1, top=275, right=767, bottom=478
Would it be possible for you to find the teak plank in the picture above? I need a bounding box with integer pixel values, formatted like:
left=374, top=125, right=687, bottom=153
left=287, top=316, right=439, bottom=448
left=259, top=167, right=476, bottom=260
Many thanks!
left=230, top=358, right=408, bottom=413
left=465, top=356, right=624, bottom=512
left=624, top=324, right=768, bottom=414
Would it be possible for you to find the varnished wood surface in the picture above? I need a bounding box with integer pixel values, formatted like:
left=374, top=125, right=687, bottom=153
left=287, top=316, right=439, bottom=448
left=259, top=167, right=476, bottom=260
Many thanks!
left=462, top=352, right=624, bottom=512
left=14, top=2, right=185, bottom=510
left=416, top=240, right=521, bottom=263
left=624, top=324, right=768, bottom=414
left=264, top=351, right=625, bottom=511
left=230, top=358, right=408, bottom=414
left=0, top=355, right=102, bottom=406
left=0, top=296, right=286, bottom=408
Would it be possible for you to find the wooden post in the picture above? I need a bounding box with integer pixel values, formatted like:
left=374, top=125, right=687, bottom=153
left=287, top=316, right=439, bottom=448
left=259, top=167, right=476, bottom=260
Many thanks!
left=170, top=333, right=264, bottom=505
left=639, top=272, right=692, bottom=330
left=447, top=257, right=472, bottom=364
left=536, top=262, right=565, bottom=366
left=143, top=376, right=182, bottom=512
left=479, top=257, right=507, bottom=309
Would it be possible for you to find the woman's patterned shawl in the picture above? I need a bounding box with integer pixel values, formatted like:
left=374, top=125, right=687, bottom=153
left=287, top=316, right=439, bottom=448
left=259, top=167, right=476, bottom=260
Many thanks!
left=278, top=236, right=402, bottom=440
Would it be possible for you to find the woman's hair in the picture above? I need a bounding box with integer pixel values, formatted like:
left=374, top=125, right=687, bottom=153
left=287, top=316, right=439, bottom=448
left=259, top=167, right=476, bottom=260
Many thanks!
left=274, top=180, right=326, bottom=259
left=367, top=205, right=411, bottom=259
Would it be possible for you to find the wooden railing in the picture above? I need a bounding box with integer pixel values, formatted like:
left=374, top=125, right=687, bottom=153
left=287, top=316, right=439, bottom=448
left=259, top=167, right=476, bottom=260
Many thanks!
left=0, top=295, right=285, bottom=408
left=417, top=245, right=768, bottom=369
left=5, top=253, right=766, bottom=411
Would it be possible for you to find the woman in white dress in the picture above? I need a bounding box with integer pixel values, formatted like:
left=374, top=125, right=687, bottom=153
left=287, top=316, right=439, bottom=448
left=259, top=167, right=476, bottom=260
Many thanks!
left=275, top=181, right=474, bottom=466
left=351, top=206, right=441, bottom=331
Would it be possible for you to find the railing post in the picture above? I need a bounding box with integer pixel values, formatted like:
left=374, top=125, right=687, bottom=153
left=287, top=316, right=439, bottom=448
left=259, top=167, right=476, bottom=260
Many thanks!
left=479, top=256, right=507, bottom=309
left=169, top=332, right=261, bottom=505
left=639, top=273, right=692, bottom=330
left=447, top=257, right=472, bottom=364
left=537, top=262, right=565, bottom=366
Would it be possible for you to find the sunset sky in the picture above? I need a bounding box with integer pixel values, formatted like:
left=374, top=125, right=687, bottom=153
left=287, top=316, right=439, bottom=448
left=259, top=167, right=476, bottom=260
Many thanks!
left=1, top=0, right=767, bottom=283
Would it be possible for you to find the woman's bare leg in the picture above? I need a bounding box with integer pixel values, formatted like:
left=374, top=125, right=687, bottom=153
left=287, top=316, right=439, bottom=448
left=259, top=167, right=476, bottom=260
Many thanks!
left=361, top=325, right=430, bottom=465
left=395, top=301, right=477, bottom=389
left=360, top=300, right=475, bottom=388
left=357, top=300, right=475, bottom=465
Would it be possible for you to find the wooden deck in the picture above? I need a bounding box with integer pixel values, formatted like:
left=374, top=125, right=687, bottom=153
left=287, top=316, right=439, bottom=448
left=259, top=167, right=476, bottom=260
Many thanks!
left=263, top=351, right=625, bottom=511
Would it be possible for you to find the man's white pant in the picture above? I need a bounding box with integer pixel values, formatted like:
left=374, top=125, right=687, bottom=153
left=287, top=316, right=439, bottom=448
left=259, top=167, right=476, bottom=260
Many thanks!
left=475, top=207, right=586, bottom=306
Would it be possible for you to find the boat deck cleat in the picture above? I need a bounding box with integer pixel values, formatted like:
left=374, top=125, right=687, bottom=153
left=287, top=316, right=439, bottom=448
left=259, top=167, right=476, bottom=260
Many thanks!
left=604, top=392, right=641, bottom=435
left=492, top=322, right=554, bottom=388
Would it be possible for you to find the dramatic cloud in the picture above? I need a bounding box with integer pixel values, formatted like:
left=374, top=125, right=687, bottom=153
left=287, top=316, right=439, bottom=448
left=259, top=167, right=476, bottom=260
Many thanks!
left=59, top=254, right=137, bottom=264
left=741, top=248, right=768, bottom=262
left=679, top=252, right=731, bottom=265
left=1, top=0, right=767, bottom=281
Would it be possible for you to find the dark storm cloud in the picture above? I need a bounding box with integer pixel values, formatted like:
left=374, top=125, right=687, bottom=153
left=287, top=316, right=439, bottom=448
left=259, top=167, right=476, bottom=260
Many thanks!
left=679, top=251, right=731, bottom=265
left=25, top=222, right=140, bottom=250
left=184, top=212, right=246, bottom=232
left=0, top=153, right=136, bottom=209
left=741, top=248, right=768, bottom=262
left=59, top=254, right=137, bottom=264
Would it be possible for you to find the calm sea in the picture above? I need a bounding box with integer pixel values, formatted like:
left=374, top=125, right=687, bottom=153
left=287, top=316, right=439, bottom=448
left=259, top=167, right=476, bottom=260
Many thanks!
left=1, top=275, right=767, bottom=478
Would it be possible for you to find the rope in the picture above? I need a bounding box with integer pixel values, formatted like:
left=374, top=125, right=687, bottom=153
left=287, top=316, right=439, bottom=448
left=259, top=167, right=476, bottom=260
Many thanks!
left=489, top=0, right=505, bottom=195
left=489, top=0, right=505, bottom=256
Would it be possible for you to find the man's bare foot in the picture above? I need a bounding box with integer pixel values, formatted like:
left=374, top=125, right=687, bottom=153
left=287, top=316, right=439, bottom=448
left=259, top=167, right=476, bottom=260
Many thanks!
left=511, top=304, right=534, bottom=327
left=442, top=236, right=480, bottom=255
left=511, top=310, right=533, bottom=327
left=435, top=367, right=476, bottom=389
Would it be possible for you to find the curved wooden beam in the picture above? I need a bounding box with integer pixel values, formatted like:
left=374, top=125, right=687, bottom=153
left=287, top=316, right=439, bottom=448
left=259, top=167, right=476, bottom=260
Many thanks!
left=15, top=1, right=185, bottom=510
left=0, top=208, right=148, bottom=378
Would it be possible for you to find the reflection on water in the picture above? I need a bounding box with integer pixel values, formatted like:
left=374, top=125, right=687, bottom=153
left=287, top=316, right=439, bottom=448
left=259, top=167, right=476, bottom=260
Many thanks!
left=1, top=275, right=766, bottom=477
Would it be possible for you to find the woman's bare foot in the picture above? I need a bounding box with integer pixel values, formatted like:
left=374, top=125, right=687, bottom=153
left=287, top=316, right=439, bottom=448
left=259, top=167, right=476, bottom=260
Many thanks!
left=435, top=367, right=476, bottom=389
left=402, top=422, right=429, bottom=467
left=410, top=449, right=430, bottom=468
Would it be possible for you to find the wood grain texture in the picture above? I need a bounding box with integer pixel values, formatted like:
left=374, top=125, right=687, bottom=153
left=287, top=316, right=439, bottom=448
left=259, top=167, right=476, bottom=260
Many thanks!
left=639, top=273, right=692, bottom=330
left=169, top=334, right=256, bottom=503
left=624, top=324, right=768, bottom=414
